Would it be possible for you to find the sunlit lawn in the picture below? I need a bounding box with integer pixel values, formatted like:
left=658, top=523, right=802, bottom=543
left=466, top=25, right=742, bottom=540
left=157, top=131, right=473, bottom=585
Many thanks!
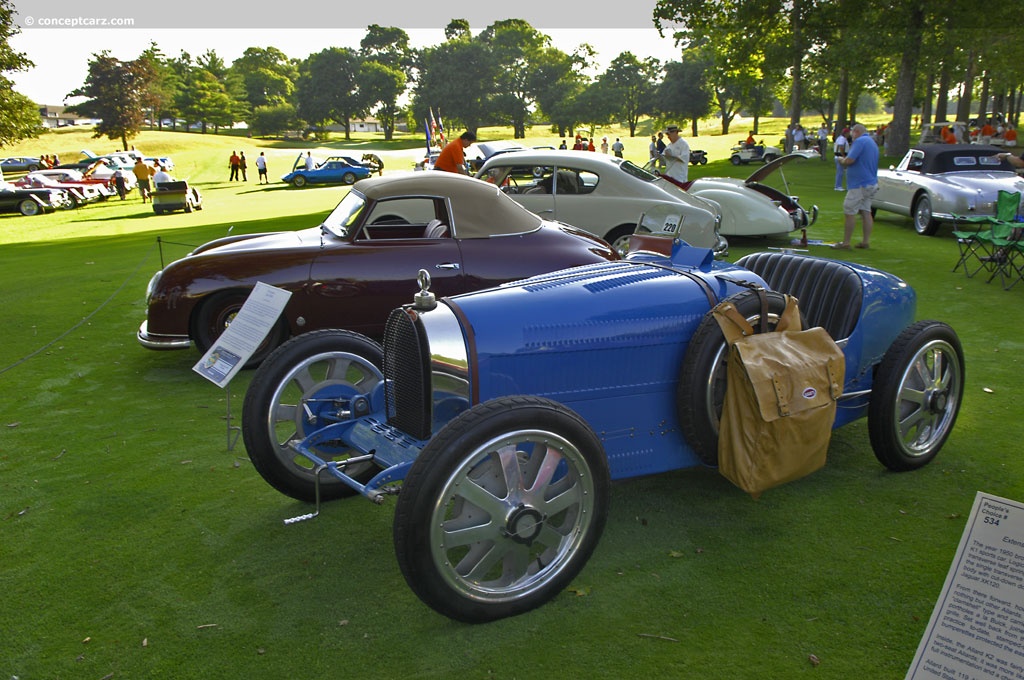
left=1, top=120, right=1021, bottom=678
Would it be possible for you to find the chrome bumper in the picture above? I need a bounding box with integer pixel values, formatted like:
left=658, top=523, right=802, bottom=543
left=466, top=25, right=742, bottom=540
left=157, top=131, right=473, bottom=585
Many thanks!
left=137, top=320, right=191, bottom=350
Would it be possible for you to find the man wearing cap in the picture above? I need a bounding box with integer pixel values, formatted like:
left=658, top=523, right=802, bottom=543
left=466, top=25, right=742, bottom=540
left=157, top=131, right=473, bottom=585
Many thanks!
left=662, top=125, right=691, bottom=182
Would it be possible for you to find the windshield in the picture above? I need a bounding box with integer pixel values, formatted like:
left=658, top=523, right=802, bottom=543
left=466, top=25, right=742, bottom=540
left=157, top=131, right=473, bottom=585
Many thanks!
left=321, top=190, right=367, bottom=238
left=619, top=160, right=659, bottom=182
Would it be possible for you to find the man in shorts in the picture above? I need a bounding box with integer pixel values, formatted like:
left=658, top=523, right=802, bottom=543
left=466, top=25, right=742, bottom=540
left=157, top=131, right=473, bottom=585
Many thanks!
left=834, top=123, right=879, bottom=249
left=133, top=157, right=154, bottom=202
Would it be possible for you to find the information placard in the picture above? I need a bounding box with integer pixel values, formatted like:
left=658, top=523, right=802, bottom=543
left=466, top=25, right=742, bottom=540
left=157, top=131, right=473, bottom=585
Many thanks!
left=192, top=282, right=291, bottom=388
left=906, top=492, right=1024, bottom=680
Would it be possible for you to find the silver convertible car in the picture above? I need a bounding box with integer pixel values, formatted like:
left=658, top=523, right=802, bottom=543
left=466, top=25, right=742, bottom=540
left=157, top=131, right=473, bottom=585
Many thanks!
left=871, top=144, right=1024, bottom=235
left=476, top=150, right=728, bottom=257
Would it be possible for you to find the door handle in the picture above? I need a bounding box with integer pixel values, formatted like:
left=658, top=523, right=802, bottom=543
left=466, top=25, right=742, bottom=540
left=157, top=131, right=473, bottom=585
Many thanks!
left=435, top=263, right=460, bottom=270
left=537, top=209, right=554, bottom=215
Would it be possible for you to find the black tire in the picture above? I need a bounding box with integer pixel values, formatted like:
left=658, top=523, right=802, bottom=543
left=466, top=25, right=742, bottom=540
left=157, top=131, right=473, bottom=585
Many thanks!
left=763, top=153, right=779, bottom=163
left=394, top=396, right=610, bottom=623
left=18, top=199, right=40, bottom=216
left=26, top=164, right=39, bottom=172
left=700, top=156, right=708, bottom=164
left=341, top=172, right=357, bottom=185
left=60, top=194, right=80, bottom=210
left=868, top=321, right=964, bottom=471
left=153, top=206, right=165, bottom=215
left=730, top=155, right=741, bottom=166
left=677, top=290, right=791, bottom=465
left=605, top=224, right=636, bottom=257
left=913, top=194, right=939, bottom=235
left=242, top=330, right=384, bottom=501
left=291, top=174, right=307, bottom=188
left=191, top=290, right=289, bottom=367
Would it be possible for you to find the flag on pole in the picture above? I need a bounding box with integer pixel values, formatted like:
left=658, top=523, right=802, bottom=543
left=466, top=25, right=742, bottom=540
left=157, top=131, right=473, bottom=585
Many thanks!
left=437, top=109, right=447, bottom=145
left=424, top=118, right=432, bottom=156
left=429, top=108, right=439, bottom=143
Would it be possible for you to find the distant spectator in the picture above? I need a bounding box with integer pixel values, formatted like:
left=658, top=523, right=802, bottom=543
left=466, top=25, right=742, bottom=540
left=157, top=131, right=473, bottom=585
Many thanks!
left=304, top=152, right=315, bottom=171
left=611, top=138, right=624, bottom=158
left=239, top=152, right=248, bottom=181
left=559, top=139, right=568, bottom=150
left=229, top=151, right=240, bottom=181
left=255, top=152, right=268, bottom=184
left=133, top=157, right=154, bottom=202
left=153, top=164, right=173, bottom=185
left=600, top=136, right=609, bottom=154
left=113, top=168, right=127, bottom=200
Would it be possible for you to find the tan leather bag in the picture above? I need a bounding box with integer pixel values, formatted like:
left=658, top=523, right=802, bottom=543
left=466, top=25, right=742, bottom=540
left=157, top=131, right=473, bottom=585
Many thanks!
left=713, top=295, right=844, bottom=498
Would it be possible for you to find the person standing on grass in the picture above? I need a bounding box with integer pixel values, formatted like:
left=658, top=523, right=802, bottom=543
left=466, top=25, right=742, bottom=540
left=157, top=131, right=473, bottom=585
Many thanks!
left=661, top=125, right=691, bottom=182
left=229, top=151, right=240, bottom=181
left=834, top=123, right=879, bottom=250
left=239, top=152, right=248, bottom=181
left=255, top=152, right=268, bottom=184
left=833, top=130, right=848, bottom=190
left=133, top=157, right=153, bottom=203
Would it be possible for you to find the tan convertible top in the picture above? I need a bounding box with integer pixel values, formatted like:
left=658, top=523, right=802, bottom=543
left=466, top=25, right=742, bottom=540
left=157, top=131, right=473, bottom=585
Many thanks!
left=353, top=171, right=543, bottom=238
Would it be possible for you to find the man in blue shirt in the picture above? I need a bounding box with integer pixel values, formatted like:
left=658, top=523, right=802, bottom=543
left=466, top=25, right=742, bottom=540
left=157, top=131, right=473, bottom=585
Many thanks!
left=834, top=123, right=879, bottom=249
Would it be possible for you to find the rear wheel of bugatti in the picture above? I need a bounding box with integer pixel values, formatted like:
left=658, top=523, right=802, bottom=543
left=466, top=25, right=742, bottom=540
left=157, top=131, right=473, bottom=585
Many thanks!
left=394, top=396, right=610, bottom=623
left=242, top=330, right=384, bottom=501
left=677, top=290, right=790, bottom=465
left=868, top=321, right=964, bottom=471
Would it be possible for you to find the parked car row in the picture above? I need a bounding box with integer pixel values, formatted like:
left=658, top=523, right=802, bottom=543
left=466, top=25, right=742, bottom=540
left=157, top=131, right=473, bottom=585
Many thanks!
left=0, top=180, right=73, bottom=215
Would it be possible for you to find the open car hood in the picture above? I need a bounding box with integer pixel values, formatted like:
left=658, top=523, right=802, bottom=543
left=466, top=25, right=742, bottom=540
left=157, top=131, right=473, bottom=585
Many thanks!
left=745, top=153, right=810, bottom=184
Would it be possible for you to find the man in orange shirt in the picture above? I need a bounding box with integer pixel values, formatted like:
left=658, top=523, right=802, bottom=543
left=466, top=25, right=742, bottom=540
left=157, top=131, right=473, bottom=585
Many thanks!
left=434, top=131, right=477, bottom=174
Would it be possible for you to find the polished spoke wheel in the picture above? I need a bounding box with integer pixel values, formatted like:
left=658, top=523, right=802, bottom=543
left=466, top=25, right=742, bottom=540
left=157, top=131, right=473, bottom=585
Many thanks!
left=868, top=321, right=964, bottom=471
left=913, top=194, right=938, bottom=235
left=394, top=396, right=609, bottom=622
left=242, top=330, right=384, bottom=501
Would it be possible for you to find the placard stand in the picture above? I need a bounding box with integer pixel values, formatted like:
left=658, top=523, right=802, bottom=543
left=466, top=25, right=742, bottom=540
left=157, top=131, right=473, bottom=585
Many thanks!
left=192, top=283, right=292, bottom=451
left=225, top=384, right=241, bottom=452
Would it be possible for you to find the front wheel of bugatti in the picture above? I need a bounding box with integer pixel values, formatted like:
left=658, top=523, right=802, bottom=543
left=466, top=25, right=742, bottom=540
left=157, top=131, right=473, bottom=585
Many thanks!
left=241, top=330, right=384, bottom=501
left=393, top=396, right=610, bottom=623
left=868, top=321, right=964, bottom=471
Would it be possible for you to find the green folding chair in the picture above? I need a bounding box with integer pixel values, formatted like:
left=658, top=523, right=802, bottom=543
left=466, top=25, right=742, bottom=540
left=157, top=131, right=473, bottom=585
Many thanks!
left=952, top=190, right=1021, bottom=278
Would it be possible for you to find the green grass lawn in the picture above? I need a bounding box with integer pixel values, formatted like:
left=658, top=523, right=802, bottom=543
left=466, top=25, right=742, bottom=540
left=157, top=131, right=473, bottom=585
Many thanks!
left=1, top=121, right=1022, bottom=678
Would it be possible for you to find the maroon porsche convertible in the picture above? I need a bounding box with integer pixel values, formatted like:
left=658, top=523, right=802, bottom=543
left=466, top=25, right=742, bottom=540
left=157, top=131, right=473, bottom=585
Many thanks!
left=138, top=172, right=619, bottom=364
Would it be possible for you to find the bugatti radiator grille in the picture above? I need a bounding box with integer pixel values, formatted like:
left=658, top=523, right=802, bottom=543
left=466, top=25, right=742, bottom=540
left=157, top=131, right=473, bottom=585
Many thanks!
left=383, top=307, right=432, bottom=440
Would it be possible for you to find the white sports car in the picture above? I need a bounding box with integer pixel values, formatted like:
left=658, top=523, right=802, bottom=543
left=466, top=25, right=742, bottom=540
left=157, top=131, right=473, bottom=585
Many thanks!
left=476, top=150, right=727, bottom=256
left=872, top=144, right=1024, bottom=235
left=670, top=154, right=818, bottom=238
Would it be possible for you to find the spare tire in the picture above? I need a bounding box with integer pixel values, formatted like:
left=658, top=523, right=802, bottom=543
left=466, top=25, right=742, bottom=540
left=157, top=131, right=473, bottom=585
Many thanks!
left=677, top=290, right=791, bottom=465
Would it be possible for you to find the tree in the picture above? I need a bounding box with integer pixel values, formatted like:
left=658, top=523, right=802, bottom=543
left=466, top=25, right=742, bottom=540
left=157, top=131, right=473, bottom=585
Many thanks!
left=139, top=42, right=181, bottom=130
left=67, top=52, right=156, bottom=150
left=231, top=47, right=298, bottom=114
left=358, top=60, right=406, bottom=141
left=414, top=37, right=495, bottom=136
left=0, top=0, right=44, bottom=147
left=250, top=102, right=302, bottom=137
left=479, top=19, right=549, bottom=138
left=598, top=52, right=661, bottom=137
left=655, top=57, right=713, bottom=136
left=296, top=48, right=363, bottom=140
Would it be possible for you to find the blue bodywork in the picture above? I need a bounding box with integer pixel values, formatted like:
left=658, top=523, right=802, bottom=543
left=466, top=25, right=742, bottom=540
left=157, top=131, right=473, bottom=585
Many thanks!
left=288, top=241, right=916, bottom=500
left=281, top=157, right=373, bottom=186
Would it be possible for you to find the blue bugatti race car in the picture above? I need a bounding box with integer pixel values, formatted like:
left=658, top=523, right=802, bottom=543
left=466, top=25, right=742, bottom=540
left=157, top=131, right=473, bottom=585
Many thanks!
left=241, top=238, right=964, bottom=623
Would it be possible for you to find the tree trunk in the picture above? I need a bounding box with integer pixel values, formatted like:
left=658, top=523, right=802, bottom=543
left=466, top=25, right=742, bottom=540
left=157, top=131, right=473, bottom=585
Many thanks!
left=978, top=71, right=991, bottom=123
left=788, top=0, right=803, bottom=125
left=886, top=2, right=923, bottom=158
left=690, top=119, right=698, bottom=137
left=836, top=69, right=850, bottom=131
left=935, top=61, right=950, bottom=121
left=956, top=51, right=976, bottom=122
